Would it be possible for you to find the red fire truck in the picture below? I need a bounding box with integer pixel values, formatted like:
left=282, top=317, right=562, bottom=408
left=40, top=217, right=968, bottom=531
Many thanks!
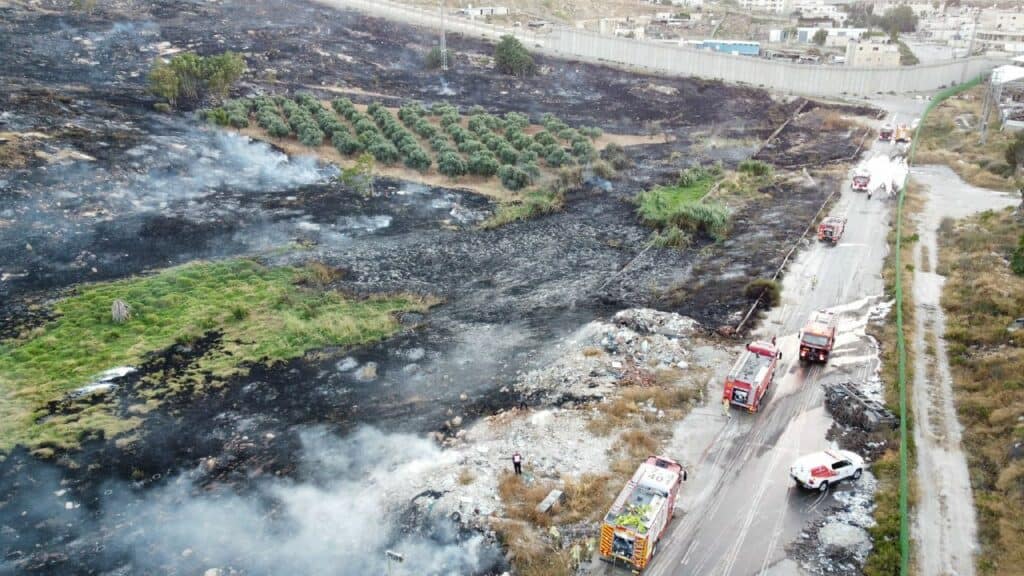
left=722, top=339, right=782, bottom=413
left=599, top=456, right=687, bottom=571
left=851, top=169, right=870, bottom=192
left=799, top=310, right=837, bottom=363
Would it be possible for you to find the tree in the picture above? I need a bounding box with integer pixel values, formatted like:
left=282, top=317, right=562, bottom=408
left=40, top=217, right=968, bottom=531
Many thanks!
left=812, top=29, right=828, bottom=46
left=494, top=35, right=536, bottom=77
left=437, top=151, right=467, bottom=177
left=498, top=165, right=530, bottom=190
left=878, top=5, right=918, bottom=34
left=340, top=153, right=375, bottom=196
left=1006, top=132, right=1024, bottom=171
left=424, top=47, right=453, bottom=70
left=147, top=51, right=246, bottom=108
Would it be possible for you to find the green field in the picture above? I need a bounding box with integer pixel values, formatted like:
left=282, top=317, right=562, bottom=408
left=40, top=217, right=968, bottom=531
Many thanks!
left=0, top=259, right=432, bottom=453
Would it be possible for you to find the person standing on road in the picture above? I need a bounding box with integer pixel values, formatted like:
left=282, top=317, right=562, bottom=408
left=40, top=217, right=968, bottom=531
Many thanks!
left=512, top=451, right=522, bottom=475
left=721, top=397, right=731, bottom=419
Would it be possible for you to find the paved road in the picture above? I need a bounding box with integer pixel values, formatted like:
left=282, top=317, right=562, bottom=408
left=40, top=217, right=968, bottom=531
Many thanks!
left=638, top=136, right=900, bottom=576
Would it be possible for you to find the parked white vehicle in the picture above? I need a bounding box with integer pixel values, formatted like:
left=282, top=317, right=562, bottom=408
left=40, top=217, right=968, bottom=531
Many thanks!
left=790, top=449, right=864, bottom=492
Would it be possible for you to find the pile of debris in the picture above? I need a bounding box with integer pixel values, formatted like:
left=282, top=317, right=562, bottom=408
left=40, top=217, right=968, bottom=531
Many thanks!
left=789, top=472, right=878, bottom=575
left=824, top=381, right=896, bottom=433
left=516, top=309, right=700, bottom=404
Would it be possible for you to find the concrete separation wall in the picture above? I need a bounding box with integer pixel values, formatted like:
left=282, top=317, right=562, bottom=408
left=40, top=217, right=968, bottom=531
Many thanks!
left=313, top=0, right=1005, bottom=97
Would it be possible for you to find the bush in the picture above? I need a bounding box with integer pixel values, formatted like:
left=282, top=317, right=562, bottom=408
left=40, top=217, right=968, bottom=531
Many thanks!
left=458, top=139, right=485, bottom=155
left=1012, top=234, right=1024, bottom=276
left=402, top=147, right=432, bottom=172
left=496, top=143, right=520, bottom=164
left=738, top=159, right=773, bottom=177
left=332, top=131, right=362, bottom=155
left=468, top=151, right=500, bottom=177
left=498, top=165, right=530, bottom=190
left=424, top=46, right=453, bottom=70
left=266, top=119, right=291, bottom=138
left=366, top=138, right=400, bottom=164
left=533, top=130, right=557, bottom=147
left=579, top=126, right=603, bottom=140
left=504, top=111, right=530, bottom=131
left=437, top=151, right=467, bottom=177
left=743, top=278, right=781, bottom=307
left=148, top=51, right=246, bottom=107
left=602, top=142, right=632, bottom=170
left=545, top=147, right=571, bottom=168
left=571, top=137, right=595, bottom=160
left=494, top=35, right=536, bottom=77
left=298, top=124, right=325, bottom=147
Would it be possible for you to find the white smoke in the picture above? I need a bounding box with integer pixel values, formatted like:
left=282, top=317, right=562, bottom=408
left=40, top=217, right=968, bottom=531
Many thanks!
left=96, top=427, right=498, bottom=575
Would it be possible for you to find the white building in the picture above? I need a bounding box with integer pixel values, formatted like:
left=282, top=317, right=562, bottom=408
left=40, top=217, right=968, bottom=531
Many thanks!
left=792, top=0, right=848, bottom=23
left=797, top=26, right=868, bottom=47
left=458, top=5, right=509, bottom=17
left=976, top=8, right=1024, bottom=55
left=846, top=37, right=901, bottom=67
left=737, top=0, right=788, bottom=14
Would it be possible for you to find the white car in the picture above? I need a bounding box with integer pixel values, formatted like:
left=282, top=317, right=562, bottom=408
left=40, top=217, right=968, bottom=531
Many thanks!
left=790, top=449, right=865, bottom=492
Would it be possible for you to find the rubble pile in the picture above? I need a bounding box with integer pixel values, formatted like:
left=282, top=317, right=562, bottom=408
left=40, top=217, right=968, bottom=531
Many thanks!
left=516, top=309, right=701, bottom=404
left=789, top=472, right=878, bottom=575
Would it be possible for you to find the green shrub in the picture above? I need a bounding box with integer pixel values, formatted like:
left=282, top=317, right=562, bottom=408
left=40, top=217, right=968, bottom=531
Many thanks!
left=403, top=147, right=432, bottom=172
left=533, top=130, right=557, bottom=147
left=424, top=46, right=453, bottom=70
left=437, top=151, right=467, bottom=177
left=494, top=35, right=536, bottom=77
left=545, top=147, right=571, bottom=167
left=1012, top=234, right=1024, bottom=276
left=468, top=151, right=500, bottom=177
left=580, top=126, right=603, bottom=140
left=366, top=138, right=400, bottom=164
left=738, top=159, right=773, bottom=177
left=602, top=142, right=632, bottom=170
left=496, top=143, right=519, bottom=164
left=571, top=137, right=595, bottom=160
left=266, top=119, right=291, bottom=138
left=332, top=131, right=362, bottom=155
left=298, top=124, right=325, bottom=147
left=148, top=51, right=246, bottom=107
left=458, top=139, right=485, bottom=155
left=743, top=278, right=781, bottom=307
left=498, top=165, right=530, bottom=190
left=504, top=111, right=530, bottom=131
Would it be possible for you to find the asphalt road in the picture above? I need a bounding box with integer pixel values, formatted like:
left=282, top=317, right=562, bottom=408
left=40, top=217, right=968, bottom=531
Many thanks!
left=639, top=136, right=899, bottom=576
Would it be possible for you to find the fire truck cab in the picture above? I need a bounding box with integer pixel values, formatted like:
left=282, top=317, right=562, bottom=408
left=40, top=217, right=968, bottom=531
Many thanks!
left=722, top=339, right=782, bottom=413
left=799, top=310, right=836, bottom=363
left=851, top=169, right=870, bottom=192
left=600, top=456, right=687, bottom=571
left=817, top=216, right=846, bottom=245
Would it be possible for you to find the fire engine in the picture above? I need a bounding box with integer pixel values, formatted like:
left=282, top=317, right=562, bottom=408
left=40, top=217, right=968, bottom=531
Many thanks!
left=817, top=216, right=846, bottom=245
left=722, top=339, right=782, bottom=413
left=893, top=123, right=912, bottom=143
left=600, top=456, right=687, bottom=571
left=851, top=169, right=870, bottom=192
left=799, top=310, right=836, bottom=363
left=879, top=123, right=893, bottom=141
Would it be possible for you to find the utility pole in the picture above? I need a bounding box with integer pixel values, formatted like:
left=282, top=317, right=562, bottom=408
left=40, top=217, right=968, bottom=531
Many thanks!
left=439, top=0, right=448, bottom=71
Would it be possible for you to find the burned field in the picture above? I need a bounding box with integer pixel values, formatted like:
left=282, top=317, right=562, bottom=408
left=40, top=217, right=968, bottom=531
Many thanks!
left=1, top=1, right=876, bottom=574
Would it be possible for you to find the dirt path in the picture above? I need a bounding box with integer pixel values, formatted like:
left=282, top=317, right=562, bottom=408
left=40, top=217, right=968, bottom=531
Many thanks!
left=907, top=165, right=1018, bottom=576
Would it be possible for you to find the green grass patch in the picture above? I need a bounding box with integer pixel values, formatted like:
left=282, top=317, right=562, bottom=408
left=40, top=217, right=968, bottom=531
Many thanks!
left=637, top=166, right=733, bottom=243
left=0, top=259, right=433, bottom=452
left=481, top=189, right=564, bottom=229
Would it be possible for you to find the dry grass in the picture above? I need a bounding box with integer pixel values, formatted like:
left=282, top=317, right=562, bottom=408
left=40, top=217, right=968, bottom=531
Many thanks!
left=458, top=468, right=476, bottom=486
left=916, top=86, right=1021, bottom=192
left=808, top=108, right=857, bottom=131
left=492, top=519, right=574, bottom=576
left=586, top=380, right=695, bottom=436
left=938, top=208, right=1024, bottom=576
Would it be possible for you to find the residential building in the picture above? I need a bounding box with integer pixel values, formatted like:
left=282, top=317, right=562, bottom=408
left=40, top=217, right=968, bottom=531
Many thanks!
left=457, top=6, right=509, bottom=17
left=845, top=37, right=900, bottom=67
left=976, top=8, right=1024, bottom=55
left=797, top=26, right=868, bottom=47
left=737, top=0, right=788, bottom=15
left=791, top=0, right=848, bottom=24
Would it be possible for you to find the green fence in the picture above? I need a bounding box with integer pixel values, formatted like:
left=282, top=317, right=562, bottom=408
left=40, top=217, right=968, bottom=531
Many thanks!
left=895, top=73, right=985, bottom=576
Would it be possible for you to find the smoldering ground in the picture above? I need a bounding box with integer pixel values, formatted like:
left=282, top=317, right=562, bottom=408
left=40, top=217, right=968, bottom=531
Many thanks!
left=0, top=427, right=503, bottom=575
